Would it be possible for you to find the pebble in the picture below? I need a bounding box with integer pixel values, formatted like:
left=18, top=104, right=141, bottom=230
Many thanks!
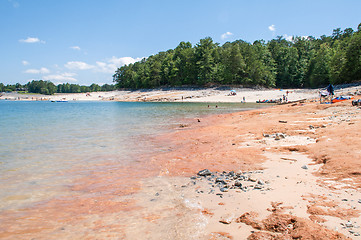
left=219, top=214, right=233, bottom=224
left=220, top=187, right=229, bottom=192
left=345, top=221, right=353, bottom=228
left=234, top=180, right=242, bottom=187
left=257, top=180, right=265, bottom=185
left=215, top=178, right=227, bottom=184
left=358, top=199, right=361, bottom=203
left=278, top=133, right=286, bottom=138
left=192, top=169, right=269, bottom=195
left=301, top=165, right=308, bottom=170
left=248, top=177, right=257, bottom=182
left=197, top=169, right=212, bottom=176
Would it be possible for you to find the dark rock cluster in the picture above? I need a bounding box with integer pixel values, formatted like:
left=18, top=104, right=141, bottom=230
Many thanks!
left=190, top=169, right=270, bottom=196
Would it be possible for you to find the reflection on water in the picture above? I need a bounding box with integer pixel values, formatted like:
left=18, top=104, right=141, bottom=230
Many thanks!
left=0, top=101, right=263, bottom=212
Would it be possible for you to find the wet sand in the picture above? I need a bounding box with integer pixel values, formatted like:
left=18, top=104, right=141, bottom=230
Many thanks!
left=1, top=86, right=361, bottom=239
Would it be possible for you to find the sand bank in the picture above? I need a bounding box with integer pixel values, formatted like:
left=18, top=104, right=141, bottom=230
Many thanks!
left=1, top=85, right=360, bottom=103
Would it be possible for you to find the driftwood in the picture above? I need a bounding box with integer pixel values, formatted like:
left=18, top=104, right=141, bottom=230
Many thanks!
left=281, top=157, right=297, bottom=162
left=278, top=99, right=307, bottom=105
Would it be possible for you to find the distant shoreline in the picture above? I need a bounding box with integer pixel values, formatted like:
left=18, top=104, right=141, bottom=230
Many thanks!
left=1, top=84, right=360, bottom=103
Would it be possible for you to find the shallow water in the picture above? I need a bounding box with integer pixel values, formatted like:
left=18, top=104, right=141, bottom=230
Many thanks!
left=0, top=100, right=265, bottom=238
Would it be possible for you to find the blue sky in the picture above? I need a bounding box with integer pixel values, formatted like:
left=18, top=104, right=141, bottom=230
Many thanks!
left=1, top=0, right=360, bottom=86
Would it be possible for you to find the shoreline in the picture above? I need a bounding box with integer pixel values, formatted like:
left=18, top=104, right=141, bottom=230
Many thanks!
left=1, top=85, right=360, bottom=103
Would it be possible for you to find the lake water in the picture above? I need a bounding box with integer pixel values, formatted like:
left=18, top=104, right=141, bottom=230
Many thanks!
left=0, top=100, right=264, bottom=238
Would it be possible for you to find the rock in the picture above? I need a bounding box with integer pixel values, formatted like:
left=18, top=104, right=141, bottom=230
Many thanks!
left=234, top=180, right=243, bottom=187
left=254, top=185, right=263, bottom=190
left=275, top=135, right=281, bottom=140
left=277, top=133, right=286, bottom=138
left=215, top=178, right=227, bottom=185
left=279, top=120, right=287, bottom=123
left=190, top=176, right=197, bottom=180
left=358, top=199, right=361, bottom=203
left=239, top=175, right=246, bottom=181
left=219, top=214, right=233, bottom=224
left=248, top=176, right=257, bottom=182
left=301, top=165, right=308, bottom=170
left=220, top=187, right=229, bottom=192
left=346, top=221, right=353, bottom=228
left=309, top=125, right=315, bottom=129
left=263, top=133, right=270, bottom=137
left=257, top=180, right=265, bottom=185
left=198, top=169, right=212, bottom=176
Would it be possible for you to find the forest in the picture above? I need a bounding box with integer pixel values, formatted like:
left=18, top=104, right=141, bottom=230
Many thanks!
left=0, top=81, right=116, bottom=95
left=113, top=24, right=361, bottom=89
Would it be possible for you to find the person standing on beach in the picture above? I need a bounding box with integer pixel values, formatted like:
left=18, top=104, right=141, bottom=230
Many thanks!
left=327, top=84, right=334, bottom=103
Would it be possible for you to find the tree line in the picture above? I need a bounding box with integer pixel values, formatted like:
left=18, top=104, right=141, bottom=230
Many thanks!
left=113, top=23, right=361, bottom=89
left=0, top=81, right=116, bottom=95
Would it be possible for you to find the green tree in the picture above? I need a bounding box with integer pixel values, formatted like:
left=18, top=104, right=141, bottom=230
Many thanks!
left=0, top=83, right=4, bottom=92
left=90, top=83, right=101, bottom=92
left=221, top=42, right=246, bottom=84
left=307, top=43, right=332, bottom=87
left=342, top=31, right=361, bottom=82
left=194, top=37, right=218, bottom=85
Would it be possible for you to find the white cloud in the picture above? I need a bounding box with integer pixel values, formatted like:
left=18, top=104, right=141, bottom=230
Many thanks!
left=19, top=37, right=45, bottom=44
left=110, top=56, right=143, bottom=66
left=43, top=73, right=77, bottom=83
left=283, top=34, right=294, bottom=42
left=22, top=60, right=30, bottom=66
left=268, top=24, right=276, bottom=32
left=64, top=61, right=94, bottom=70
left=95, top=56, right=143, bottom=73
left=8, top=0, right=19, bottom=8
left=70, top=46, right=81, bottom=51
left=25, top=67, right=50, bottom=74
left=63, top=57, right=142, bottom=75
left=221, top=32, right=233, bottom=40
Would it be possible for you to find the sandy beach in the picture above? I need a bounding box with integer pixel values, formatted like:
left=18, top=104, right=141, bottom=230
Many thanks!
left=1, top=84, right=360, bottom=104
left=129, top=85, right=361, bottom=239
left=0, top=86, right=341, bottom=103
left=1, top=84, right=361, bottom=239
